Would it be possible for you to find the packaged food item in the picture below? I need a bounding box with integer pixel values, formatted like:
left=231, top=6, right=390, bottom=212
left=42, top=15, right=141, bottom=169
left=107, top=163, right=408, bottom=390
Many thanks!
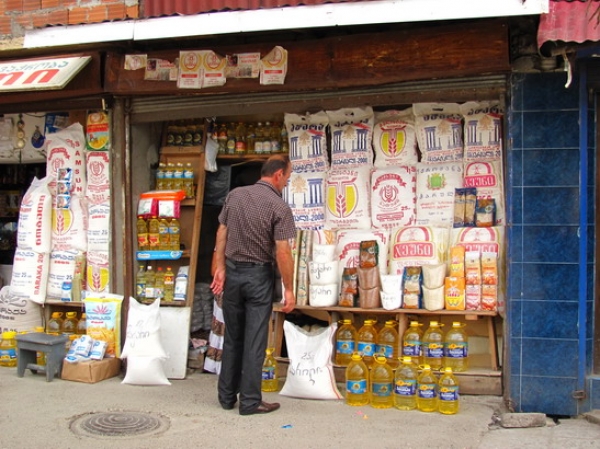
left=339, top=267, right=358, bottom=307
left=481, top=284, right=498, bottom=311
left=449, top=245, right=466, bottom=277
left=357, top=266, right=380, bottom=290
left=89, top=340, right=108, bottom=360
left=475, top=198, right=496, bottom=227
left=453, top=188, right=466, bottom=228
left=359, top=240, right=379, bottom=268
left=465, top=251, right=481, bottom=285
left=464, top=188, right=477, bottom=227
left=481, top=252, right=498, bottom=285
left=358, top=286, right=381, bottom=309
left=402, top=266, right=422, bottom=309
left=465, top=284, right=482, bottom=310
left=444, top=276, right=466, bottom=310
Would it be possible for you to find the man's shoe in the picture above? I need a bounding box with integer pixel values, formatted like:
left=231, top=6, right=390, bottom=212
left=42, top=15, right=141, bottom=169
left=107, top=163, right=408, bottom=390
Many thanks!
left=239, top=401, right=280, bottom=416
left=220, top=401, right=236, bottom=410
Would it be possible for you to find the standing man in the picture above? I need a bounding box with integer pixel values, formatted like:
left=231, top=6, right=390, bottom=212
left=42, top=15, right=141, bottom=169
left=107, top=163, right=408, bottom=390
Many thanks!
left=210, top=154, right=296, bottom=415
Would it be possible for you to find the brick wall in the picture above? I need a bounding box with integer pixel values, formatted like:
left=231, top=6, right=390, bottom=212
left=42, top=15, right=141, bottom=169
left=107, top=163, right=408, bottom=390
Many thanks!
left=0, top=0, right=139, bottom=38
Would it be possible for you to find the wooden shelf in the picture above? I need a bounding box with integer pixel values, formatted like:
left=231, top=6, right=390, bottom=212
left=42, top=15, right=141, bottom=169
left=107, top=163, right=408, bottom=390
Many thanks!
left=160, top=145, right=204, bottom=155
left=275, top=304, right=497, bottom=317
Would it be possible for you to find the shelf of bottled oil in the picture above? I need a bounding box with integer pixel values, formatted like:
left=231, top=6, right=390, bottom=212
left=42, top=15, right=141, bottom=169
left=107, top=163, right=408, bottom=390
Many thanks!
left=213, top=120, right=289, bottom=156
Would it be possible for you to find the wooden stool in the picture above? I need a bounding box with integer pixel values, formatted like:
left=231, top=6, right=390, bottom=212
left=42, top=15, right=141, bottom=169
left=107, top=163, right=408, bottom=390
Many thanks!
left=15, top=333, right=69, bottom=382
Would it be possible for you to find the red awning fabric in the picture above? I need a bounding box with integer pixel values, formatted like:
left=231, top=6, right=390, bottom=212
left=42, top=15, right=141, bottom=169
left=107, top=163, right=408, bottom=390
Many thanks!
left=538, top=0, right=600, bottom=53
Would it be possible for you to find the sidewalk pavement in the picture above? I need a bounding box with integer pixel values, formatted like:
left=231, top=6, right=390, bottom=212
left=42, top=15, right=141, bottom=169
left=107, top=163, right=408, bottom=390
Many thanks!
left=1, top=366, right=599, bottom=449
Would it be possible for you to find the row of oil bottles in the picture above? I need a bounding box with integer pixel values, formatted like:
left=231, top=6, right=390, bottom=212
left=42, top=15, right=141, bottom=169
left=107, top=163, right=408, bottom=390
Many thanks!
left=135, top=265, right=175, bottom=303
left=155, top=162, right=195, bottom=198
left=136, top=216, right=181, bottom=251
left=336, top=320, right=469, bottom=372
left=0, top=311, right=87, bottom=368
left=214, top=121, right=289, bottom=155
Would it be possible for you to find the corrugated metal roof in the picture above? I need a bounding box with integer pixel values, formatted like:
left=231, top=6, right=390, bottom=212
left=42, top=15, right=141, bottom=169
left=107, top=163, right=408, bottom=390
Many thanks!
left=142, top=0, right=362, bottom=17
left=538, top=0, right=600, bottom=50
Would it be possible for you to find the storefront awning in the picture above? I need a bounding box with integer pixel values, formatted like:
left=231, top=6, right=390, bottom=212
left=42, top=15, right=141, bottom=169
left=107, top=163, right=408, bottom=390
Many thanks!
left=538, top=0, right=600, bottom=55
left=0, top=56, right=91, bottom=92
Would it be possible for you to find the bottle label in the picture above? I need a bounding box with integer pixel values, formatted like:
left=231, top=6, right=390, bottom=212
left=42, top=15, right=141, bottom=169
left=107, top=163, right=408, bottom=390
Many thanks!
left=0, top=348, right=16, bottom=360
left=136, top=282, right=146, bottom=298
left=424, top=343, right=444, bottom=358
left=357, top=342, right=375, bottom=357
left=336, top=340, right=355, bottom=355
left=395, top=379, right=417, bottom=396
left=372, top=382, right=393, bottom=397
left=346, top=379, right=367, bottom=394
left=445, top=342, right=468, bottom=358
left=137, top=234, right=148, bottom=248
left=403, top=340, right=422, bottom=357
left=148, top=234, right=160, bottom=248
left=418, top=383, right=437, bottom=399
left=377, top=344, right=394, bottom=358
left=262, top=367, right=275, bottom=380
left=439, top=385, right=459, bottom=401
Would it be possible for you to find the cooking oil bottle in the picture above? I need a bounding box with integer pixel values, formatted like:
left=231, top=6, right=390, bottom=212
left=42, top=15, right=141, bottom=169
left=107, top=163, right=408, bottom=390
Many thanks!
left=136, top=215, right=148, bottom=250
left=158, top=218, right=170, bottom=250
left=46, top=311, right=64, bottom=334
left=34, top=326, right=46, bottom=366
left=145, top=265, right=156, bottom=302
left=335, top=319, right=357, bottom=366
left=148, top=216, right=160, bottom=250
left=438, top=366, right=460, bottom=414
left=164, top=266, right=175, bottom=302
left=154, top=267, right=165, bottom=301
left=357, top=319, right=378, bottom=366
left=261, top=347, right=278, bottom=392
left=345, top=352, right=369, bottom=406
left=444, top=321, right=469, bottom=372
left=370, top=355, right=394, bottom=409
left=62, top=311, right=79, bottom=335
left=136, top=265, right=147, bottom=302
left=376, top=320, right=399, bottom=369
left=417, top=364, right=438, bottom=412
left=76, top=313, right=87, bottom=335
left=183, top=163, right=195, bottom=198
left=394, top=356, right=419, bottom=410
left=169, top=218, right=180, bottom=251
left=0, top=331, right=17, bottom=367
left=423, top=321, right=444, bottom=371
left=402, top=321, right=423, bottom=366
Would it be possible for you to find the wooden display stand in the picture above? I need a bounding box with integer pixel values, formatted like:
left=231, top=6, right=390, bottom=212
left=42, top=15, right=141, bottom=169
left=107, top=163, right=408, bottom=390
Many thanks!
left=271, top=304, right=502, bottom=395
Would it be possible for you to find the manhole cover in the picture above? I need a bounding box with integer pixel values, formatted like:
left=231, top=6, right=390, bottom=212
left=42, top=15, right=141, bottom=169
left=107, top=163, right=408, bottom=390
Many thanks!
left=70, top=412, right=170, bottom=438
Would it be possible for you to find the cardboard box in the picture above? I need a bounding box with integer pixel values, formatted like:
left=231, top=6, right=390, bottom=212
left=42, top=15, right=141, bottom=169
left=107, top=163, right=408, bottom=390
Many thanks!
left=61, top=358, right=121, bottom=383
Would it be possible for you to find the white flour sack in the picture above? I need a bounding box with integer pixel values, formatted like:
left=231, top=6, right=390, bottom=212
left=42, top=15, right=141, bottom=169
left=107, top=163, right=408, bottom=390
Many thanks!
left=463, top=160, right=506, bottom=225
left=327, top=106, right=374, bottom=169
left=9, top=249, right=49, bottom=304
left=45, top=123, right=87, bottom=195
left=46, top=250, right=79, bottom=299
left=460, top=101, right=504, bottom=162
left=0, top=286, right=43, bottom=333
left=284, top=171, right=326, bottom=230
left=414, top=102, right=463, bottom=164
left=336, top=229, right=390, bottom=280
left=17, top=176, right=52, bottom=253
left=373, top=108, right=419, bottom=167
left=416, top=161, right=463, bottom=227
left=86, top=250, right=110, bottom=293
left=371, top=166, right=417, bottom=230
left=87, top=201, right=111, bottom=252
left=284, top=112, right=329, bottom=173
left=451, top=226, right=505, bottom=315
left=325, top=167, right=371, bottom=230
left=51, top=195, right=88, bottom=252
left=86, top=151, right=111, bottom=203
left=388, top=226, right=449, bottom=275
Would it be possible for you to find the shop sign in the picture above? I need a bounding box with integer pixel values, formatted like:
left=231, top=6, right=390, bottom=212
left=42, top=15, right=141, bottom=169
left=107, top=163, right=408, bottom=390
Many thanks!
left=0, top=56, right=91, bottom=92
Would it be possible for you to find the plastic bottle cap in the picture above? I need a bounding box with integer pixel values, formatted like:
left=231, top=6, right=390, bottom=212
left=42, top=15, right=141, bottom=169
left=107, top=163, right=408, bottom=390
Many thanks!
left=430, top=321, right=439, bottom=326
left=2, top=331, right=16, bottom=339
left=402, top=356, right=413, bottom=364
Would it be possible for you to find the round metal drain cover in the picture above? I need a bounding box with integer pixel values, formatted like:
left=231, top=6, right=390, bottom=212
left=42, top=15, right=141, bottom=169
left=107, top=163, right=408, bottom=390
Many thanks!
left=70, top=412, right=170, bottom=439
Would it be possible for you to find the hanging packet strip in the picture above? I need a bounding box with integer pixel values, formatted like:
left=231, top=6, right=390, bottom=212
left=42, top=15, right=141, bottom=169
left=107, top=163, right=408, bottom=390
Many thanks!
left=86, top=111, right=111, bottom=151
left=260, top=46, right=288, bottom=85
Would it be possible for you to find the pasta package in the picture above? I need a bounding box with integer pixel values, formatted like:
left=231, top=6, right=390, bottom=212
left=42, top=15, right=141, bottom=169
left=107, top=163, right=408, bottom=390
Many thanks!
left=359, top=240, right=379, bottom=268
left=449, top=245, right=466, bottom=278
left=465, top=251, right=481, bottom=285
left=339, top=267, right=358, bottom=307
left=444, top=276, right=466, bottom=310
left=84, top=294, right=124, bottom=358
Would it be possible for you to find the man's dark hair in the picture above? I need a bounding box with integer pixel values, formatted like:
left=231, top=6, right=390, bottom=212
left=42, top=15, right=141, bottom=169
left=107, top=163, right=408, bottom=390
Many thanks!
left=261, top=154, right=291, bottom=177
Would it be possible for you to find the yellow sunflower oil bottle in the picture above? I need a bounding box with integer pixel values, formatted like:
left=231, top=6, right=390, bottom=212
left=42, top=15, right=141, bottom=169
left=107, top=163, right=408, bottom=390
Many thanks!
left=261, top=347, right=279, bottom=392
left=376, top=320, right=399, bottom=369
left=76, top=313, right=87, bottom=335
left=402, top=321, right=423, bottom=366
left=394, top=356, right=418, bottom=410
left=335, top=319, right=357, bottom=366
left=423, top=321, right=444, bottom=371
left=62, top=311, right=79, bottom=335
left=370, top=355, right=394, bottom=409
left=444, top=321, right=469, bottom=372
left=46, top=311, right=64, bottom=334
left=345, top=353, right=369, bottom=406
left=438, top=367, right=460, bottom=415
left=0, top=331, right=17, bottom=367
left=158, top=218, right=170, bottom=250
left=357, top=319, right=378, bottom=366
left=34, top=326, right=46, bottom=366
left=417, top=364, right=438, bottom=412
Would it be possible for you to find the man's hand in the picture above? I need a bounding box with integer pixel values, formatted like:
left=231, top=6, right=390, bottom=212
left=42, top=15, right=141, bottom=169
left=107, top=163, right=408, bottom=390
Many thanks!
left=210, top=267, right=225, bottom=295
left=280, top=289, right=296, bottom=313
